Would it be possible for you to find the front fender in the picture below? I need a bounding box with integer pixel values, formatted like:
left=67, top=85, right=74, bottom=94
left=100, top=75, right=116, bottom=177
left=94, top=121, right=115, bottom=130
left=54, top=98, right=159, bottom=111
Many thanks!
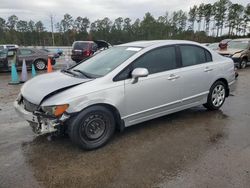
left=66, top=86, right=125, bottom=117
left=70, top=98, right=117, bottom=113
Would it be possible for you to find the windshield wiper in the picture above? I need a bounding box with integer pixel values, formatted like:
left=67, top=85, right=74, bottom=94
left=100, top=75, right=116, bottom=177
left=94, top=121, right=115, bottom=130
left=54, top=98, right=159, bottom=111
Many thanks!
left=61, top=69, right=78, bottom=76
left=73, top=69, right=94, bottom=79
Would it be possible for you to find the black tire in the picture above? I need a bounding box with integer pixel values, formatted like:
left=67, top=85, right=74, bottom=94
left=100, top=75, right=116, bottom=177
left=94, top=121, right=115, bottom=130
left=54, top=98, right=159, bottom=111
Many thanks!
left=68, top=106, right=115, bottom=150
left=239, top=58, right=247, bottom=69
left=203, top=81, right=226, bottom=110
left=34, top=59, right=46, bottom=70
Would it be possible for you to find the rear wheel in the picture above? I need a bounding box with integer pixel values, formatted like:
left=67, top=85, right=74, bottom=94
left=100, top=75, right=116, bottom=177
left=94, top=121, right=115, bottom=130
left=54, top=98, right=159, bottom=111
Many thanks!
left=203, top=81, right=226, bottom=110
left=68, top=106, right=115, bottom=150
left=34, top=59, right=46, bottom=70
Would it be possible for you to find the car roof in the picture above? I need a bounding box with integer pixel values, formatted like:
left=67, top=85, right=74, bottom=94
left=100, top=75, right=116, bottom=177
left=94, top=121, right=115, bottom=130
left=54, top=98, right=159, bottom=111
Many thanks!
left=0, top=44, right=18, bottom=46
left=19, top=48, right=44, bottom=52
left=119, top=40, right=201, bottom=48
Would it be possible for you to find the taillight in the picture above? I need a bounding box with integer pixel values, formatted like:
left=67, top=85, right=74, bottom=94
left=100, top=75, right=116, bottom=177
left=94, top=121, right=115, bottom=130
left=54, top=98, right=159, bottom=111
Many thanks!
left=84, top=50, right=91, bottom=56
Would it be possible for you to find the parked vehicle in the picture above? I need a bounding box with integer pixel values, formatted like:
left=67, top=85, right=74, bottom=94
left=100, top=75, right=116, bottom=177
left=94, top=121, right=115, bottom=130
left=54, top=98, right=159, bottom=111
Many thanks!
left=0, top=47, right=56, bottom=71
left=41, top=48, right=64, bottom=57
left=15, top=40, right=236, bottom=150
left=0, top=44, right=19, bottom=50
left=218, top=38, right=250, bottom=69
left=71, top=40, right=110, bottom=63
left=41, top=49, right=60, bottom=58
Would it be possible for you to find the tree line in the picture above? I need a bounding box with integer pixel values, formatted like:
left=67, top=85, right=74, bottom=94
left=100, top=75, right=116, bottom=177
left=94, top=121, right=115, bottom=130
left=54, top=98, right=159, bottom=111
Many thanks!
left=0, top=0, right=249, bottom=46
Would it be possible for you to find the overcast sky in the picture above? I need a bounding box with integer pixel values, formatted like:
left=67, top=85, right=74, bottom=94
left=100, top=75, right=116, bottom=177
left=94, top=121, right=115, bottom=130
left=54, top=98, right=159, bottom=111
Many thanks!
left=0, top=0, right=249, bottom=29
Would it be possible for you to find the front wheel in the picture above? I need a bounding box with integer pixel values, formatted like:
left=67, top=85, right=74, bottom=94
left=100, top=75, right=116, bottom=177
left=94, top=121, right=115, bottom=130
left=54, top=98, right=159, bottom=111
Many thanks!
left=68, top=106, right=115, bottom=150
left=203, top=81, right=226, bottom=110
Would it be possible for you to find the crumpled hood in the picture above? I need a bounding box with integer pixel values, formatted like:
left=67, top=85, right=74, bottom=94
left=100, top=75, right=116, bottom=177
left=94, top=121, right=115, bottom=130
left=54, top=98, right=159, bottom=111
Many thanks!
left=21, top=71, right=91, bottom=104
left=218, top=48, right=243, bottom=55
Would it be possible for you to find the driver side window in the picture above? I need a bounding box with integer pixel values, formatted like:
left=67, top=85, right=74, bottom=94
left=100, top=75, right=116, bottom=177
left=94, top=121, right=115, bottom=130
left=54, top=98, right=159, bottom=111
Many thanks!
left=133, top=46, right=177, bottom=74
left=114, top=46, right=177, bottom=81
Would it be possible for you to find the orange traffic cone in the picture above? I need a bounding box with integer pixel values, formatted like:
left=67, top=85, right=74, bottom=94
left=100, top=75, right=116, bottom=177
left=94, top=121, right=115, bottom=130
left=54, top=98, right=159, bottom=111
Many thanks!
left=47, top=58, right=53, bottom=73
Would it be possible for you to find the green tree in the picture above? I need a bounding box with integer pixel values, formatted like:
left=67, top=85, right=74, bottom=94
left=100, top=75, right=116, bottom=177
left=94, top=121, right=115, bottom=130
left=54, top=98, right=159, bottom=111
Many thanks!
left=0, top=17, right=6, bottom=31
left=16, top=20, right=29, bottom=44
left=28, top=20, right=35, bottom=32
left=227, top=3, right=244, bottom=35
left=35, top=21, right=44, bottom=45
left=171, top=10, right=187, bottom=34
left=188, top=5, right=197, bottom=31
left=131, top=18, right=141, bottom=40
left=196, top=4, right=204, bottom=31
left=242, top=4, right=250, bottom=35
left=203, top=4, right=213, bottom=35
left=61, top=13, right=73, bottom=32
left=74, top=16, right=90, bottom=33
left=111, top=17, right=123, bottom=43
left=16, top=20, right=28, bottom=32
left=213, top=0, right=230, bottom=36
left=7, top=15, right=18, bottom=30
left=0, top=17, right=6, bottom=43
left=140, top=12, right=156, bottom=39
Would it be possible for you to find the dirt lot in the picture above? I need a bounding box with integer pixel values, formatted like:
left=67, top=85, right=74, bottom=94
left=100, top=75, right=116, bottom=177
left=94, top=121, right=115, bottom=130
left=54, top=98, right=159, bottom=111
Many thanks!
left=0, top=65, right=250, bottom=188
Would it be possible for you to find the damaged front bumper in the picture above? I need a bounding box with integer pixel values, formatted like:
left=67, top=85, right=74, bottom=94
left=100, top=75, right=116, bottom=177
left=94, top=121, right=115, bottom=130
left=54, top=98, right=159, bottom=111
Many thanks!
left=14, top=100, right=70, bottom=135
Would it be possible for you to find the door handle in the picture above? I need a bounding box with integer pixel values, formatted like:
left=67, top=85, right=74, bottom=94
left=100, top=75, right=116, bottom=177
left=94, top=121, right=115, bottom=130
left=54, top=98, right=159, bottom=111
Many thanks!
left=168, top=74, right=180, bottom=80
left=204, top=67, right=213, bottom=72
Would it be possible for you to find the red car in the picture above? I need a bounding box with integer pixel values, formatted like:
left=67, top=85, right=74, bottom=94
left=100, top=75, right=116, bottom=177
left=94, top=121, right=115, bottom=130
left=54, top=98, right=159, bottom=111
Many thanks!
left=71, top=40, right=110, bottom=63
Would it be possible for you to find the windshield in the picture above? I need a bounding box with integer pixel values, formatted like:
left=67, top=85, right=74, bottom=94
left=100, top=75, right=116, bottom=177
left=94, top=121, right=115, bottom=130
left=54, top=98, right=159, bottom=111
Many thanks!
left=0, top=49, right=7, bottom=58
left=71, top=46, right=141, bottom=77
left=228, top=41, right=249, bottom=50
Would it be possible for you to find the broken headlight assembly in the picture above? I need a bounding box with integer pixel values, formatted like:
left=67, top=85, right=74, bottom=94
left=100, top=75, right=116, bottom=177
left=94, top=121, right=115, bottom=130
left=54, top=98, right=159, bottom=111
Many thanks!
left=41, top=104, right=69, bottom=117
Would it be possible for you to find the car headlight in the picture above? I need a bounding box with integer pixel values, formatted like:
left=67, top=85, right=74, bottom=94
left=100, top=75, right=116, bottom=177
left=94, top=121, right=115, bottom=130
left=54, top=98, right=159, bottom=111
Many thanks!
left=42, top=104, right=69, bottom=116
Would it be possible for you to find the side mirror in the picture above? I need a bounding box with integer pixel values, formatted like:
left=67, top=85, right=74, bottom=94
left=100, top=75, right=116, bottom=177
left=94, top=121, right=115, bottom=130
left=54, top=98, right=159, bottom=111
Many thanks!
left=131, top=68, right=149, bottom=83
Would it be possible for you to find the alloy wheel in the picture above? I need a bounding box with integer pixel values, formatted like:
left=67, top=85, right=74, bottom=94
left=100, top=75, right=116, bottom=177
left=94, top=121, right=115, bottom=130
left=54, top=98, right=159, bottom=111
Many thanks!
left=35, top=60, right=46, bottom=70
left=212, top=84, right=225, bottom=107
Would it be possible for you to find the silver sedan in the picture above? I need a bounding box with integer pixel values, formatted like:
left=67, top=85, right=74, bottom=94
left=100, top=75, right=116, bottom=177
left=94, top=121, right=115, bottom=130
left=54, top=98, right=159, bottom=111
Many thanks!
left=15, top=40, right=236, bottom=150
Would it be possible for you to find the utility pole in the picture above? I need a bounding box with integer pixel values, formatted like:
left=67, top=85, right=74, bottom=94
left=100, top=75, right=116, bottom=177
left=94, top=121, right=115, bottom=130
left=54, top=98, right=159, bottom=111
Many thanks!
left=50, top=14, right=55, bottom=46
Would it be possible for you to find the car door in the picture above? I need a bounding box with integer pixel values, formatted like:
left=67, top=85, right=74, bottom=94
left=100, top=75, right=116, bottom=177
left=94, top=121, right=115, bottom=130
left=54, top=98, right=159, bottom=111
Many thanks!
left=177, top=44, right=215, bottom=106
left=122, top=46, right=182, bottom=126
left=18, top=49, right=35, bottom=66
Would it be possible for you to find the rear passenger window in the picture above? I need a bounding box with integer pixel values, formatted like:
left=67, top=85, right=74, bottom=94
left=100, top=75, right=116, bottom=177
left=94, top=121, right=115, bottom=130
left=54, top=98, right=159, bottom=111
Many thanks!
left=180, top=45, right=211, bottom=67
left=133, top=46, right=177, bottom=74
left=20, top=49, right=34, bottom=55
